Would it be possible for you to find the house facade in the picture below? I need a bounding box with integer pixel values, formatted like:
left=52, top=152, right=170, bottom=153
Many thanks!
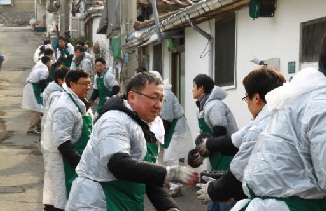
left=45, top=0, right=326, bottom=141
left=125, top=0, right=326, bottom=140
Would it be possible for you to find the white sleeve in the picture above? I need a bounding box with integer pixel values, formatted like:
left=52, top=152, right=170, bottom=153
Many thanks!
left=104, top=71, right=119, bottom=90
left=52, top=107, right=77, bottom=147
left=98, top=115, right=131, bottom=165
left=306, top=101, right=326, bottom=190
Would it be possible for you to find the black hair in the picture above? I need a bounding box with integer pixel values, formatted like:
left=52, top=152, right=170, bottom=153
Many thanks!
left=41, top=56, right=51, bottom=65
left=58, top=36, right=66, bottom=42
left=76, top=40, right=85, bottom=46
left=242, top=67, right=286, bottom=103
left=135, top=67, right=147, bottom=74
left=193, top=74, right=215, bottom=94
left=126, top=72, right=162, bottom=94
left=74, top=45, right=85, bottom=52
left=54, top=67, right=70, bottom=84
left=44, top=39, right=51, bottom=45
left=43, top=48, right=54, bottom=56
left=65, top=68, right=90, bottom=88
left=95, top=57, right=106, bottom=65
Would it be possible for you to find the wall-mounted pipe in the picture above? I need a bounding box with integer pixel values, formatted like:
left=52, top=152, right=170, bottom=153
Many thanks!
left=152, top=0, right=163, bottom=42
left=126, top=0, right=248, bottom=47
left=189, top=19, right=214, bottom=77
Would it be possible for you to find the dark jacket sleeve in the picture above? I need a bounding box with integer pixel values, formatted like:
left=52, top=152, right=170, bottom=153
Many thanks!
left=206, top=135, right=238, bottom=156
left=57, top=140, right=81, bottom=168
left=108, top=153, right=167, bottom=186
left=39, top=79, right=48, bottom=92
left=212, top=125, right=227, bottom=137
left=146, top=184, right=179, bottom=211
left=88, top=89, right=99, bottom=101
left=109, top=85, right=120, bottom=97
left=207, top=170, right=247, bottom=202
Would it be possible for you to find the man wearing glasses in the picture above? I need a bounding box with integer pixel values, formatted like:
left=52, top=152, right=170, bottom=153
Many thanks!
left=42, top=68, right=93, bottom=211
left=66, top=72, right=199, bottom=211
left=195, top=67, right=286, bottom=208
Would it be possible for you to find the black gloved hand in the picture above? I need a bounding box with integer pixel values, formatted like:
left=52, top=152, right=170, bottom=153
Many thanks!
left=207, top=170, right=247, bottom=202
left=67, top=54, right=74, bottom=59
left=58, top=140, right=81, bottom=169
left=188, top=149, right=205, bottom=168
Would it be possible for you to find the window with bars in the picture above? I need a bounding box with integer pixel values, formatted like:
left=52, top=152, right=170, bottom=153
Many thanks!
left=300, top=17, right=326, bottom=63
left=214, top=13, right=236, bottom=87
left=71, top=17, right=80, bottom=38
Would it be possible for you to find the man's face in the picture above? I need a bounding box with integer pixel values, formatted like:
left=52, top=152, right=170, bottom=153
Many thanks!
left=95, top=62, right=106, bottom=73
left=192, top=82, right=204, bottom=99
left=74, top=50, right=84, bottom=59
left=46, top=60, right=51, bottom=69
left=245, top=93, right=263, bottom=119
left=58, top=39, right=66, bottom=48
left=70, top=77, right=91, bottom=99
left=129, top=81, right=164, bottom=124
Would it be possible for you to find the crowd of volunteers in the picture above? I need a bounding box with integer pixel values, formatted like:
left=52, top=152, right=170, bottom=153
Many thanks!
left=20, top=33, right=326, bottom=211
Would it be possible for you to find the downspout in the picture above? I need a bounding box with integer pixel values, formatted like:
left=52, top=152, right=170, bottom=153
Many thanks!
left=189, top=19, right=214, bottom=77
left=152, top=0, right=163, bottom=42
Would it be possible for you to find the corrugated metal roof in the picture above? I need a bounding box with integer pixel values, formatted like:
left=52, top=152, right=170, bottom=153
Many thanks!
left=138, top=0, right=202, bottom=7
left=127, top=0, right=249, bottom=47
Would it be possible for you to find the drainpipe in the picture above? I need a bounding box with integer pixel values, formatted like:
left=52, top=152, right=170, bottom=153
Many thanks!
left=189, top=19, right=213, bottom=77
left=152, top=0, right=163, bottom=42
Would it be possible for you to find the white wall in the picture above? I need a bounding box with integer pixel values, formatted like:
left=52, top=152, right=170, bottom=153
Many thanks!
left=91, top=17, right=112, bottom=67
left=223, top=0, right=326, bottom=128
left=184, top=22, right=211, bottom=139
left=179, top=0, right=326, bottom=132
left=155, top=0, right=326, bottom=159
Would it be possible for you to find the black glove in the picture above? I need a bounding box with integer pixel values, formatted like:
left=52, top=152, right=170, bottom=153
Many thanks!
left=207, top=170, right=247, bottom=202
left=200, top=170, right=227, bottom=183
left=67, top=54, right=74, bottom=59
left=188, top=149, right=205, bottom=168
left=58, top=140, right=81, bottom=169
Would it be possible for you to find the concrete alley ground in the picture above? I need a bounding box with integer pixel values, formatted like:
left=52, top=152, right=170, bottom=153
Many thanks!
left=0, top=26, right=206, bottom=211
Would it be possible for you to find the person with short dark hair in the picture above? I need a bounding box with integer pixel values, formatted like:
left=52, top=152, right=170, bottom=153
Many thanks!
left=57, top=36, right=74, bottom=67
left=41, top=67, right=69, bottom=211
left=70, top=46, right=92, bottom=73
left=88, top=57, right=120, bottom=116
left=196, top=67, right=286, bottom=207
left=75, top=40, right=88, bottom=52
left=190, top=73, right=238, bottom=211
left=22, top=55, right=52, bottom=135
left=42, top=67, right=70, bottom=113
left=226, top=32, right=326, bottom=211
left=70, top=46, right=93, bottom=98
left=42, top=68, right=93, bottom=211
left=34, top=39, right=54, bottom=63
left=65, top=72, right=199, bottom=211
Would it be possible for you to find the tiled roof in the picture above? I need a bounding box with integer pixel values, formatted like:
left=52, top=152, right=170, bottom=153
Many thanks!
left=138, top=0, right=202, bottom=7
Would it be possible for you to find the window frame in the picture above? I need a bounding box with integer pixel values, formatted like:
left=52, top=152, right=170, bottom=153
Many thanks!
left=214, top=13, right=237, bottom=90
